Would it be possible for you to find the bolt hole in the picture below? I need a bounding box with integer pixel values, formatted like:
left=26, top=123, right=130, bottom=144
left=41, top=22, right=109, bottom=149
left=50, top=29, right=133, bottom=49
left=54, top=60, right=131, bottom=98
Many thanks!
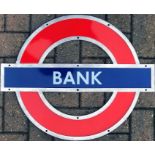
left=108, top=130, right=110, bottom=132
left=8, top=64, right=11, bottom=67
left=77, top=65, right=79, bottom=67
left=145, top=89, right=147, bottom=91
left=145, top=65, right=147, bottom=67
left=77, top=36, right=79, bottom=39
left=77, top=89, right=79, bottom=92
left=8, top=88, right=10, bottom=91
left=45, top=130, right=48, bottom=132
left=77, top=117, right=79, bottom=120
left=107, top=23, right=110, bottom=26
left=46, top=23, right=48, bottom=26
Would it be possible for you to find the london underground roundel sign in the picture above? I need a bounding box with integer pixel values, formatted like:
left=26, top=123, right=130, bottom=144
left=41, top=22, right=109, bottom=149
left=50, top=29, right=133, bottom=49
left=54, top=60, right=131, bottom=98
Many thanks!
left=1, top=15, right=154, bottom=140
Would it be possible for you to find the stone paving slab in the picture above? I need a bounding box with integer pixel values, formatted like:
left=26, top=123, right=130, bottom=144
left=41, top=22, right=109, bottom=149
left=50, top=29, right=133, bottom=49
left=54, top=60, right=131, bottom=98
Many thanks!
left=131, top=110, right=154, bottom=141
left=44, top=92, right=79, bottom=108
left=56, top=40, right=80, bottom=63
left=4, top=93, right=28, bottom=132
left=82, top=58, right=105, bottom=64
left=133, top=15, right=155, bottom=58
left=31, top=14, right=55, bottom=31
left=113, top=119, right=129, bottom=133
left=82, top=41, right=108, bottom=58
left=0, top=133, right=27, bottom=141
left=29, top=123, right=52, bottom=141
left=137, top=93, right=155, bottom=108
left=0, top=33, right=29, bottom=57
left=80, top=92, right=105, bottom=108
left=6, top=15, right=30, bottom=32
left=108, top=14, right=131, bottom=33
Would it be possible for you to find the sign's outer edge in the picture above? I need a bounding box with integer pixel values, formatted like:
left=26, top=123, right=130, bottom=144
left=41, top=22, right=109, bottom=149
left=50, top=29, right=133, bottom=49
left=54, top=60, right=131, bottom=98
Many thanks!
left=14, top=15, right=141, bottom=140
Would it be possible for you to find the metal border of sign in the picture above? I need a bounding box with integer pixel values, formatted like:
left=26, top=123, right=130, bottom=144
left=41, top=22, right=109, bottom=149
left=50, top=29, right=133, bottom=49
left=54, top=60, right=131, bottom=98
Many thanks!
left=1, top=63, right=155, bottom=92
left=6, top=15, right=146, bottom=140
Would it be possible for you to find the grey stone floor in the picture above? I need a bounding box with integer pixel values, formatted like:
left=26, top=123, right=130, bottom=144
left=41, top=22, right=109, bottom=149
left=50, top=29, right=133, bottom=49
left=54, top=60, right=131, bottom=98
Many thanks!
left=0, top=14, right=155, bottom=141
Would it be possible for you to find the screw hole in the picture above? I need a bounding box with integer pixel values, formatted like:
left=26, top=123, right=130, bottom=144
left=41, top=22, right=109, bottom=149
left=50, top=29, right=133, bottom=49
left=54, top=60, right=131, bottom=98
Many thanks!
left=77, top=89, right=79, bottom=92
left=145, top=65, right=147, bottom=67
left=107, top=23, right=110, bottom=26
left=8, top=88, right=10, bottom=91
left=77, top=36, right=79, bottom=39
left=145, top=89, right=147, bottom=91
left=77, top=117, right=79, bottom=120
left=108, top=130, right=110, bottom=132
left=45, top=130, right=48, bottom=132
left=8, top=64, right=11, bottom=67
left=77, top=65, right=79, bottom=67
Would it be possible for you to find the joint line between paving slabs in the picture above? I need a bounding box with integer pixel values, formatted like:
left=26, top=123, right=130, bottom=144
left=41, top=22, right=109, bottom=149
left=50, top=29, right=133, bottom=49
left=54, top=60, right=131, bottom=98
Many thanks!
left=29, top=14, right=32, bottom=33
left=105, top=14, right=108, bottom=21
left=3, top=14, right=6, bottom=32
left=78, top=40, right=82, bottom=108
left=128, top=14, right=134, bottom=141
left=153, top=109, right=155, bottom=141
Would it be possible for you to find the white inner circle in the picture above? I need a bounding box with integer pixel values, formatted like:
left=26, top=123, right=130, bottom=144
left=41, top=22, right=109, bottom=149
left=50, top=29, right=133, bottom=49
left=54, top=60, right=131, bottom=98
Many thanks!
left=38, top=36, right=117, bottom=120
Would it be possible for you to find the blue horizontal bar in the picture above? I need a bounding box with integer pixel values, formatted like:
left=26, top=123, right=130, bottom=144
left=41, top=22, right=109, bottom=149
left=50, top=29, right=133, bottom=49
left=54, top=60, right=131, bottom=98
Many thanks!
left=3, top=66, right=152, bottom=89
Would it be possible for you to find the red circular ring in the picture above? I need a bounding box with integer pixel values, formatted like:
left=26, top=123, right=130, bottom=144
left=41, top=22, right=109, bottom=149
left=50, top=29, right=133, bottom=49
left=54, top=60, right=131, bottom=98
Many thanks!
left=17, top=16, right=138, bottom=140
